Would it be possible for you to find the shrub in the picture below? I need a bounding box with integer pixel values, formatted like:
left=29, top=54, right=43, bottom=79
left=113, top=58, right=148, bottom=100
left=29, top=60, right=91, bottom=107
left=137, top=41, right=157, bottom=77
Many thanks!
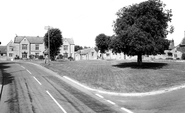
left=29, top=54, right=35, bottom=59
left=57, top=54, right=63, bottom=59
left=14, top=55, right=20, bottom=60
left=39, top=55, right=44, bottom=60
left=181, top=53, right=185, bottom=60
left=68, top=56, right=74, bottom=61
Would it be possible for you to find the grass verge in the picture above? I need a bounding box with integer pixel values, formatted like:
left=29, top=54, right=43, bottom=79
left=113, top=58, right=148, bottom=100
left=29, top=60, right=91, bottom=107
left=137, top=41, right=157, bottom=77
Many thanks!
left=31, top=60, right=185, bottom=93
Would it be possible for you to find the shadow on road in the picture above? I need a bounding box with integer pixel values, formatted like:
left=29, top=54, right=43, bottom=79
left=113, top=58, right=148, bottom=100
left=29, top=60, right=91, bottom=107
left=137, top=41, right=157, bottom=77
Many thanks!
left=112, top=62, right=168, bottom=69
left=0, top=62, right=15, bottom=100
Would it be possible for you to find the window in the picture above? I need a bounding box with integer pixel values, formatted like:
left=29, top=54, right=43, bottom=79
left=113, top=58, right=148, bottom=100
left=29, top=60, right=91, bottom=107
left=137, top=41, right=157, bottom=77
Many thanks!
left=35, top=44, right=39, bottom=50
left=168, top=52, right=173, bottom=56
left=22, top=52, right=27, bottom=58
left=92, top=52, right=94, bottom=56
left=9, top=53, right=13, bottom=57
left=22, top=44, right=27, bottom=50
left=63, top=52, right=68, bottom=58
left=64, top=45, right=68, bottom=50
left=9, top=46, right=14, bottom=51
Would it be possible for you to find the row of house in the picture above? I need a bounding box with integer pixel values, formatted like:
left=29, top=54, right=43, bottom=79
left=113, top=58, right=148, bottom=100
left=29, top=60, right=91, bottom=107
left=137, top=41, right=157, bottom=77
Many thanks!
left=74, top=36, right=185, bottom=61
left=6, top=36, right=75, bottom=59
left=1, top=33, right=185, bottom=61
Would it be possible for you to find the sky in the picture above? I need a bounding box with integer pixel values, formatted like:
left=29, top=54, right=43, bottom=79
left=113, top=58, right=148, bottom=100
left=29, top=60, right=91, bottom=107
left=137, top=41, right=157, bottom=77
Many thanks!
left=0, top=0, right=184, bottom=47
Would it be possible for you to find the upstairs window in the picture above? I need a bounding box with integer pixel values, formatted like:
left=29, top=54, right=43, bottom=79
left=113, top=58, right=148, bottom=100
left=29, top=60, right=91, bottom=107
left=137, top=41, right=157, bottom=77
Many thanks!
left=22, top=44, right=27, bottom=50
left=9, top=46, right=14, bottom=51
left=35, top=44, right=39, bottom=50
left=64, top=45, right=68, bottom=51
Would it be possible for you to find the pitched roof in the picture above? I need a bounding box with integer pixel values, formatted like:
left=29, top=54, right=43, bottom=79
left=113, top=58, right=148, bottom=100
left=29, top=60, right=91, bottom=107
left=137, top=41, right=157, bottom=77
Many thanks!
left=0, top=46, right=7, bottom=54
left=180, top=37, right=185, bottom=46
left=77, top=48, right=95, bottom=55
left=64, top=38, right=74, bottom=45
left=14, top=36, right=44, bottom=44
left=177, top=46, right=185, bottom=53
left=169, top=39, right=175, bottom=50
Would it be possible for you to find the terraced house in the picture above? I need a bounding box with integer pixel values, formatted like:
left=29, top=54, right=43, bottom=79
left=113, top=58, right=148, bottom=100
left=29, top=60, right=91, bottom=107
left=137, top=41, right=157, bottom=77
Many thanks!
left=7, top=36, right=75, bottom=59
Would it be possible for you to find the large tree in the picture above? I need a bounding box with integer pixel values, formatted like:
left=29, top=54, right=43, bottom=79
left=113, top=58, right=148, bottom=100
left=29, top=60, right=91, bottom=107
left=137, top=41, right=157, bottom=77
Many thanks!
left=95, top=33, right=111, bottom=58
left=75, top=45, right=83, bottom=51
left=112, top=0, right=173, bottom=65
left=44, top=28, right=63, bottom=60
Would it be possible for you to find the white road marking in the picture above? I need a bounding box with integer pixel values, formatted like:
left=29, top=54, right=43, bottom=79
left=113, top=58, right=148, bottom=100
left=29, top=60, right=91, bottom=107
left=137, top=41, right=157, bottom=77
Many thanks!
left=95, top=93, right=104, bottom=99
left=121, top=107, right=134, bottom=113
left=46, top=90, right=67, bottom=113
left=64, top=76, right=185, bottom=97
left=21, top=66, right=25, bottom=69
left=26, top=69, right=32, bottom=74
left=106, top=100, right=116, bottom=105
left=33, top=76, right=42, bottom=85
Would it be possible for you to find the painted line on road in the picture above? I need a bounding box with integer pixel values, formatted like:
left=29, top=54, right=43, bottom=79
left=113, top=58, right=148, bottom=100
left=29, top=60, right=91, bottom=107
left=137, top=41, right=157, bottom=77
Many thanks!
left=46, top=90, right=67, bottom=113
left=21, top=66, right=25, bottom=69
left=33, top=76, right=42, bottom=85
left=63, top=76, right=185, bottom=97
left=121, top=107, right=134, bottom=113
left=95, top=93, right=104, bottom=99
left=106, top=100, right=116, bottom=105
left=26, top=69, right=32, bottom=74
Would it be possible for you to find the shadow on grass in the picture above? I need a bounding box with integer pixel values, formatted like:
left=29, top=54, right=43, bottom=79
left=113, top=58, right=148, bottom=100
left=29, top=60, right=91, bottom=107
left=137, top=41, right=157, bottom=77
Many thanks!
left=112, top=62, right=168, bottom=69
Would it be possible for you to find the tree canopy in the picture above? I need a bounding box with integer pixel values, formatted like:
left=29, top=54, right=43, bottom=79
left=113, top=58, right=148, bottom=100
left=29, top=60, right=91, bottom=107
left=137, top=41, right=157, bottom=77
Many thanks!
left=75, top=45, right=83, bottom=51
left=95, top=33, right=111, bottom=54
left=44, top=28, right=63, bottom=60
left=112, top=0, right=173, bottom=65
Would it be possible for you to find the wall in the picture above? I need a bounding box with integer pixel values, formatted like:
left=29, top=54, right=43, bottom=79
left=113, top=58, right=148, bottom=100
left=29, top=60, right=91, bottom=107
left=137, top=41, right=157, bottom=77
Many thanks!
left=30, top=43, right=45, bottom=56
left=19, top=38, right=30, bottom=58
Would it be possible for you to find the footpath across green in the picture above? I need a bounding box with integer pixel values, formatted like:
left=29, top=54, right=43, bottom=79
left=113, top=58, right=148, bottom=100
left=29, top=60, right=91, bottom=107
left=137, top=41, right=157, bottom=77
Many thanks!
left=30, top=59, right=185, bottom=93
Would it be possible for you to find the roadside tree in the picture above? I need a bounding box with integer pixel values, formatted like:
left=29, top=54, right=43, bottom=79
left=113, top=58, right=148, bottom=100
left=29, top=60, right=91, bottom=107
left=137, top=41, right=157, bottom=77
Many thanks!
left=75, top=45, right=83, bottom=51
left=112, top=0, right=173, bottom=65
left=95, top=33, right=111, bottom=59
left=44, top=28, right=63, bottom=60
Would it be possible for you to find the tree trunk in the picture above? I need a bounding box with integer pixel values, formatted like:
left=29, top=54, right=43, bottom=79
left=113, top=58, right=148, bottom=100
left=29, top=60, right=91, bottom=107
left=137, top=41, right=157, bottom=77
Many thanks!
left=101, top=53, right=104, bottom=60
left=137, top=53, right=142, bottom=65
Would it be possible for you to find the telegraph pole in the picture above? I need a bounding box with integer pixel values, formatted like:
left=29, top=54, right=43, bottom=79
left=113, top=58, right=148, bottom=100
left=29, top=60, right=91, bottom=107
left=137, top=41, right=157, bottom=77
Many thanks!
left=45, top=26, right=53, bottom=64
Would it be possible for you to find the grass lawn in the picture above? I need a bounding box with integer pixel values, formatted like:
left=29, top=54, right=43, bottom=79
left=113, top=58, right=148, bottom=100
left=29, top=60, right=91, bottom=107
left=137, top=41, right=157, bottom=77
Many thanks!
left=35, top=59, right=185, bottom=93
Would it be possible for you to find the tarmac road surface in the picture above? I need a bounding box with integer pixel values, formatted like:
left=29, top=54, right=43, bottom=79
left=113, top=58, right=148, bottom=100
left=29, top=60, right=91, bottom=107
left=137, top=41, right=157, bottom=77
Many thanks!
left=0, top=61, right=123, bottom=113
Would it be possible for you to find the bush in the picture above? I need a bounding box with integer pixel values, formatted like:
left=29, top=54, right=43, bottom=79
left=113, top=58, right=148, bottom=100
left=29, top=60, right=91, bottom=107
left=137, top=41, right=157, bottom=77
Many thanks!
left=35, top=55, right=39, bottom=59
left=68, top=56, right=74, bottom=61
left=39, top=55, right=44, bottom=60
left=14, top=55, right=20, bottom=60
left=57, top=54, right=63, bottom=59
left=29, top=54, right=35, bottom=59
left=181, top=53, right=185, bottom=60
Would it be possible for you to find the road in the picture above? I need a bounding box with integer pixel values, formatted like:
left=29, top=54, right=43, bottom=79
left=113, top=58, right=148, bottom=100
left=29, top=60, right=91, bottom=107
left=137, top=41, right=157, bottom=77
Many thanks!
left=1, top=61, right=185, bottom=113
left=0, top=61, right=123, bottom=113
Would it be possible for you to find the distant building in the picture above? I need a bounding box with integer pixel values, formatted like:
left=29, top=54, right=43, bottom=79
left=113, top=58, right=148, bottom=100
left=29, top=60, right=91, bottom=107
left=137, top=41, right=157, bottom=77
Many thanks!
left=7, top=36, right=45, bottom=59
left=75, top=48, right=98, bottom=60
left=7, top=36, right=75, bottom=59
left=164, top=32, right=185, bottom=60
left=0, top=46, right=7, bottom=56
left=60, top=38, right=75, bottom=58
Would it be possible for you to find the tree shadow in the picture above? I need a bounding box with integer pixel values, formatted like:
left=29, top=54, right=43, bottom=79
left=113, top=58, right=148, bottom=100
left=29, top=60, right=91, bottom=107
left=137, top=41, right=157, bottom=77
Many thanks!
left=0, top=62, right=15, bottom=100
left=112, top=62, right=168, bottom=69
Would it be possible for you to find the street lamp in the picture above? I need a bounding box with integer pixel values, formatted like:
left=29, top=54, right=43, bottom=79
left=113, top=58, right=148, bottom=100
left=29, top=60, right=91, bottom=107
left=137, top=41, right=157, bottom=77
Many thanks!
left=44, top=26, right=53, bottom=64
